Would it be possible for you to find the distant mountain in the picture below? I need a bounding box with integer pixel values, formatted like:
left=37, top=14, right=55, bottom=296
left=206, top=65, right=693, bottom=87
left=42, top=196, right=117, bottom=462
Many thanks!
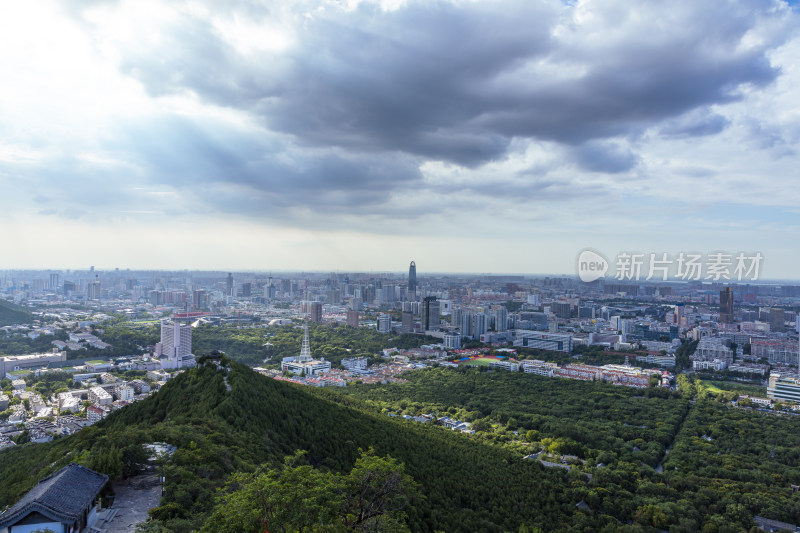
left=0, top=361, right=581, bottom=532
left=0, top=299, right=34, bottom=327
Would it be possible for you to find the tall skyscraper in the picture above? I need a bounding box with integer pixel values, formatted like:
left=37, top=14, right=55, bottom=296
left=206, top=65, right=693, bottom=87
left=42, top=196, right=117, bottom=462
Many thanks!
left=408, top=261, right=417, bottom=298
left=346, top=310, right=359, bottom=328
left=422, top=296, right=440, bottom=331
left=719, top=287, right=734, bottom=324
left=49, top=273, right=59, bottom=290
left=226, top=273, right=234, bottom=296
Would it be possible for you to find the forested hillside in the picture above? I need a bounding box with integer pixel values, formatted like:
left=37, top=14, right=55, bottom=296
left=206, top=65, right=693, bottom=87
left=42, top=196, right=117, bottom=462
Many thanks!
left=3, top=361, right=799, bottom=531
left=0, top=299, right=34, bottom=327
left=0, top=362, right=586, bottom=532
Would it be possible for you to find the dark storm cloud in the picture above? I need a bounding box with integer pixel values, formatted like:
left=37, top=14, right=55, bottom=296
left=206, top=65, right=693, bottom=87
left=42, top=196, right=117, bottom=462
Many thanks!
left=39, top=0, right=795, bottom=228
left=95, top=0, right=787, bottom=167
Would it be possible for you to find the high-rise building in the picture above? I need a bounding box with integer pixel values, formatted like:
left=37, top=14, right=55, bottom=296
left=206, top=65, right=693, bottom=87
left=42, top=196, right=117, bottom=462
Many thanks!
left=280, top=279, right=292, bottom=296
left=87, top=276, right=101, bottom=300
left=401, top=311, right=414, bottom=334
left=380, top=285, right=396, bottom=304
left=192, top=289, right=209, bottom=310
left=309, top=302, right=323, bottom=323
left=327, top=289, right=341, bottom=305
left=346, top=310, right=359, bottom=328
left=49, top=273, right=59, bottom=290
left=241, top=282, right=252, bottom=297
left=551, top=302, right=572, bottom=320
left=451, top=307, right=462, bottom=327
left=226, top=273, right=234, bottom=296
left=422, top=296, right=440, bottom=331
left=493, top=307, right=508, bottom=332
left=461, top=311, right=473, bottom=338
left=770, top=308, right=785, bottom=333
left=408, top=261, right=417, bottom=298
left=376, top=313, right=392, bottom=333
left=62, top=281, right=76, bottom=295
left=719, top=287, right=734, bottom=324
left=472, top=312, right=487, bottom=338
left=155, top=320, right=194, bottom=369
left=444, top=332, right=461, bottom=350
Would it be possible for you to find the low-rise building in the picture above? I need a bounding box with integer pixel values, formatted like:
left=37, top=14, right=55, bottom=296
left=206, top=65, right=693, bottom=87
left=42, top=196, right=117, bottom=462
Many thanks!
left=694, top=337, right=734, bottom=360
left=147, top=370, right=170, bottom=382
left=693, top=359, right=727, bottom=371
left=115, top=383, right=135, bottom=402
left=0, top=351, right=67, bottom=378
left=85, top=360, right=113, bottom=372
left=129, top=379, right=151, bottom=394
left=341, top=357, right=368, bottom=372
left=87, top=405, right=107, bottom=424
left=99, top=372, right=118, bottom=383
left=635, top=353, right=677, bottom=367
left=514, top=332, right=573, bottom=353
left=489, top=359, right=519, bottom=372
left=728, top=362, right=769, bottom=375
left=282, top=358, right=332, bottom=376
left=520, top=360, right=558, bottom=377
left=0, top=463, right=108, bottom=533
left=88, top=386, right=112, bottom=406
left=768, top=373, right=800, bottom=403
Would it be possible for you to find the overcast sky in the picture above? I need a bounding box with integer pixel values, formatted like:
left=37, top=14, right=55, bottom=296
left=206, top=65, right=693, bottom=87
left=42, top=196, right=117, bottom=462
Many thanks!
left=1, top=0, right=799, bottom=277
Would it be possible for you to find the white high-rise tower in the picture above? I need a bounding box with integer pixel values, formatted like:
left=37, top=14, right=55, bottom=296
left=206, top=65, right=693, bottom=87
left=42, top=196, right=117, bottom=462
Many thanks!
left=298, top=319, right=312, bottom=362
left=156, top=320, right=194, bottom=369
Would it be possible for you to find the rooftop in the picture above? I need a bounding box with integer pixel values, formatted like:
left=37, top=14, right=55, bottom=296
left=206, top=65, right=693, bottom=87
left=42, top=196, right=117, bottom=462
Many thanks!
left=0, top=463, right=108, bottom=528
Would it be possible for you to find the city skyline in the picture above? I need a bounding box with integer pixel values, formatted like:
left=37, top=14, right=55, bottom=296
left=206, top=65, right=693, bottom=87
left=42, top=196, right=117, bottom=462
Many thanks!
left=1, top=1, right=800, bottom=276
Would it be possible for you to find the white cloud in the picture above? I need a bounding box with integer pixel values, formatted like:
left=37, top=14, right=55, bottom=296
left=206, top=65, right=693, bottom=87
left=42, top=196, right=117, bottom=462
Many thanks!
left=1, top=0, right=799, bottom=274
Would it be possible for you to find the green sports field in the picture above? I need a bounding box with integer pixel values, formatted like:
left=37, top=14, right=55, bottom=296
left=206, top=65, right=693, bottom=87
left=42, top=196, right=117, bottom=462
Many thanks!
left=461, top=357, right=495, bottom=367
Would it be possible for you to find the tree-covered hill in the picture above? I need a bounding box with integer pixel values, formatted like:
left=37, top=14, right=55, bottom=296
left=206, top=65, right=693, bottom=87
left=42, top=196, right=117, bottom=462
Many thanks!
left=0, top=362, right=586, bottom=532
left=0, top=299, right=34, bottom=327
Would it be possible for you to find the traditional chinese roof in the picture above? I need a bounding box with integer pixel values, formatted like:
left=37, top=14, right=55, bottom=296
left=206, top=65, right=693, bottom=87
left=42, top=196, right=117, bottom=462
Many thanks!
left=0, top=463, right=108, bottom=528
